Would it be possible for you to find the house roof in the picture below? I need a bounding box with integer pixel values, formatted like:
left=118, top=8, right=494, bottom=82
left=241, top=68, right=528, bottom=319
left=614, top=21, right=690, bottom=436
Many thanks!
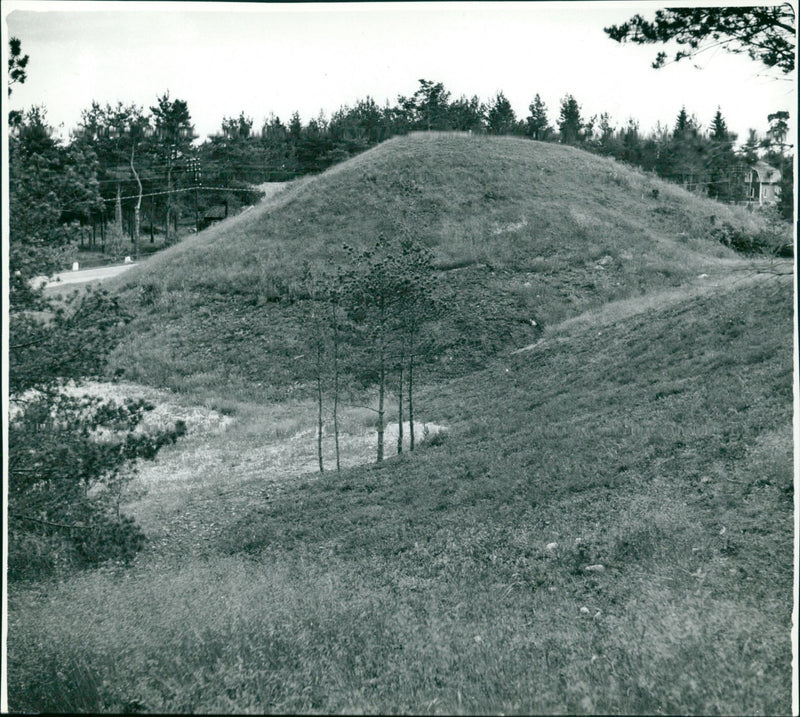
left=203, top=204, right=228, bottom=220
left=751, top=161, right=781, bottom=184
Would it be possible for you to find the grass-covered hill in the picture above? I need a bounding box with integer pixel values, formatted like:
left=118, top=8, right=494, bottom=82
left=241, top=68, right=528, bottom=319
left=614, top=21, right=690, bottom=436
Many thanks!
left=108, top=133, right=771, bottom=399
left=9, top=133, right=792, bottom=713
left=9, top=271, right=792, bottom=714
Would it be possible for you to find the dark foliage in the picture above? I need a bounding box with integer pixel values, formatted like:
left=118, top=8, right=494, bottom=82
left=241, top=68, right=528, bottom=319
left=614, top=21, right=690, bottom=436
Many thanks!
left=605, top=6, right=795, bottom=74
left=7, top=392, right=186, bottom=579
left=8, top=103, right=186, bottom=580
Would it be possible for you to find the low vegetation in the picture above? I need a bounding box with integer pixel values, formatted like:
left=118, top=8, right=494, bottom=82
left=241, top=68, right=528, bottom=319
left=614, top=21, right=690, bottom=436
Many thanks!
left=7, top=272, right=792, bottom=714
left=107, top=134, right=782, bottom=403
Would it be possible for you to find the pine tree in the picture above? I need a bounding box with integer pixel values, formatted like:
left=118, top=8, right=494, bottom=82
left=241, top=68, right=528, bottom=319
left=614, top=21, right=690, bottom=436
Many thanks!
left=150, top=92, right=195, bottom=244
left=486, top=92, right=517, bottom=135
left=8, top=106, right=183, bottom=580
left=707, top=107, right=738, bottom=200
left=558, top=95, right=583, bottom=145
left=447, top=95, right=486, bottom=133
left=526, top=94, right=551, bottom=140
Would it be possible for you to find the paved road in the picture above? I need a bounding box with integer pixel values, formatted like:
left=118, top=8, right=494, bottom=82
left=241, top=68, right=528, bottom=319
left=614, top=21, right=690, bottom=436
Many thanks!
left=44, top=262, right=138, bottom=288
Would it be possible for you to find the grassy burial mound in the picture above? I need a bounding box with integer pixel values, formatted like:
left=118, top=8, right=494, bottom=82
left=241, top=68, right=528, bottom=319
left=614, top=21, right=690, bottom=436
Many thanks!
left=8, top=272, right=793, bottom=714
left=107, top=133, right=774, bottom=399
left=8, top=134, right=792, bottom=713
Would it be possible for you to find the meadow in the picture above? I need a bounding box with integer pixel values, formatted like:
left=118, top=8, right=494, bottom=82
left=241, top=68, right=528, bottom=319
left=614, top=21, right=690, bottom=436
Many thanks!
left=6, top=134, right=794, bottom=714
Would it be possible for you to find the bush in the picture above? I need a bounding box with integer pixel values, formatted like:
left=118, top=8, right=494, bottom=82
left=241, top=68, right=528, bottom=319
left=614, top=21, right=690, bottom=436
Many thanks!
left=710, top=213, right=793, bottom=257
left=419, top=425, right=448, bottom=448
left=711, top=222, right=766, bottom=255
left=7, top=392, right=185, bottom=581
left=73, top=514, right=147, bottom=566
left=138, top=282, right=162, bottom=307
left=6, top=529, right=76, bottom=581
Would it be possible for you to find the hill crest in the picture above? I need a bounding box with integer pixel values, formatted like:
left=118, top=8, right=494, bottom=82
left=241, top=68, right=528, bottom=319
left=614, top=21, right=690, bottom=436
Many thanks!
left=110, top=133, right=773, bottom=398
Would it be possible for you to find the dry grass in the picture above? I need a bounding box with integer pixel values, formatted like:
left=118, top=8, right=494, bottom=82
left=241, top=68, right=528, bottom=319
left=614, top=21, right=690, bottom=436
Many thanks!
left=103, top=133, right=775, bottom=401
left=7, top=273, right=792, bottom=714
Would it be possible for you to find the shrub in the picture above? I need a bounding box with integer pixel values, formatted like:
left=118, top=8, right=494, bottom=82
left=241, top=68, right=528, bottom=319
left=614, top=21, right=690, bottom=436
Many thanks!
left=138, top=282, right=162, bottom=307
left=419, top=425, right=448, bottom=448
left=711, top=222, right=766, bottom=254
left=710, top=213, right=792, bottom=257
left=7, top=392, right=185, bottom=581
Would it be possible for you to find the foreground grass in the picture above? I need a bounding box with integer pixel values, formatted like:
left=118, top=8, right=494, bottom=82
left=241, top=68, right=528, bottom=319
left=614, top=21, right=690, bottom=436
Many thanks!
left=7, top=273, right=792, bottom=714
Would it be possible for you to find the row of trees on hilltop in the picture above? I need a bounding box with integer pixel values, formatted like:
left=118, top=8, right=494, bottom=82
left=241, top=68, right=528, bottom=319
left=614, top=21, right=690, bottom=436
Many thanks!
left=201, top=79, right=795, bottom=221
left=9, top=63, right=792, bottom=267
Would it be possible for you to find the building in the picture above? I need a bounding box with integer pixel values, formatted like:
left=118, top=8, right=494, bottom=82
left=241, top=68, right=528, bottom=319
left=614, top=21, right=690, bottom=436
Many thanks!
left=744, top=161, right=782, bottom=206
left=200, top=201, right=228, bottom=231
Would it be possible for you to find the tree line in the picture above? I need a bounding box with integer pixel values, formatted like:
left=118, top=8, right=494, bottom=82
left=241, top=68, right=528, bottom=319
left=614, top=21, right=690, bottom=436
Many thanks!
left=198, top=80, right=794, bottom=221
left=8, top=71, right=794, bottom=270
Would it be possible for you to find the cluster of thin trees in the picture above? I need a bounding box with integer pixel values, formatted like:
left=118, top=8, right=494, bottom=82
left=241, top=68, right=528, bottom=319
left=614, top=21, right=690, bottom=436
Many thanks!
left=303, top=236, right=439, bottom=470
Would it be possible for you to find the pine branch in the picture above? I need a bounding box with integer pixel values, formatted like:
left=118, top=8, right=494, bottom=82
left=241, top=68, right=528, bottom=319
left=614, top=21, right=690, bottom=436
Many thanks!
left=9, top=512, right=95, bottom=531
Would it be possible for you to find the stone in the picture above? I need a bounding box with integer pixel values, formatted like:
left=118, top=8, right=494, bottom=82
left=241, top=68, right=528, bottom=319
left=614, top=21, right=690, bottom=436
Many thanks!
left=584, top=564, right=605, bottom=573
left=72, top=262, right=79, bottom=272
left=545, top=542, right=558, bottom=552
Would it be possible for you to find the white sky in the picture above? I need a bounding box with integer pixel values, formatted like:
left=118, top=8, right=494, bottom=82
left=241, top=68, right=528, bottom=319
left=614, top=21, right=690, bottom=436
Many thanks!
left=2, top=1, right=797, bottom=145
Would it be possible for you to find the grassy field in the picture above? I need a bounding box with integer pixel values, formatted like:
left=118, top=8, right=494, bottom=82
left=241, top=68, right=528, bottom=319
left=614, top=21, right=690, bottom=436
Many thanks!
left=7, top=271, right=793, bottom=714
left=6, top=135, right=794, bottom=714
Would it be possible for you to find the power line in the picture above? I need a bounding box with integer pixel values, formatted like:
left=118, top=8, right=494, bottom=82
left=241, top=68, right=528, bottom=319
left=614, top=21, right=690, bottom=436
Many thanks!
left=98, top=185, right=264, bottom=204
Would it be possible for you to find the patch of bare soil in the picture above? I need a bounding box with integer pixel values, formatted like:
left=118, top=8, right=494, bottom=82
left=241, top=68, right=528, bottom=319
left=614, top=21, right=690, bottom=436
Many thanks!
left=63, top=380, right=234, bottom=435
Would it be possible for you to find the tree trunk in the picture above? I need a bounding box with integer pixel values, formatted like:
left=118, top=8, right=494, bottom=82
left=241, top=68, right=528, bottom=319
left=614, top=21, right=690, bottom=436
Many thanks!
left=377, top=364, right=385, bottom=463
left=165, top=163, right=173, bottom=245
left=408, top=335, right=415, bottom=451
left=115, top=184, right=123, bottom=227
left=316, top=332, right=324, bottom=474
left=331, top=298, right=341, bottom=473
left=397, top=362, right=404, bottom=454
left=376, top=319, right=385, bottom=463
left=130, top=145, right=142, bottom=260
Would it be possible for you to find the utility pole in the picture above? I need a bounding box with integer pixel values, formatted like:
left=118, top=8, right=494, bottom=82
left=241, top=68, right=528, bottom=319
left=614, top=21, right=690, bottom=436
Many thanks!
left=189, top=157, right=202, bottom=232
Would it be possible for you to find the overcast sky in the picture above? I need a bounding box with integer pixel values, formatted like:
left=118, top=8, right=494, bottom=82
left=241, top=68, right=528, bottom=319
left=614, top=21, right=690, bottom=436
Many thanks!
left=3, top=1, right=796, bottom=145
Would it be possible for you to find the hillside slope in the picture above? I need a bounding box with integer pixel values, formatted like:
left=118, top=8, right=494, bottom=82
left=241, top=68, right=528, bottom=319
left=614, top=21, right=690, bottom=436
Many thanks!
left=109, top=133, right=777, bottom=399
left=9, top=272, right=793, bottom=714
